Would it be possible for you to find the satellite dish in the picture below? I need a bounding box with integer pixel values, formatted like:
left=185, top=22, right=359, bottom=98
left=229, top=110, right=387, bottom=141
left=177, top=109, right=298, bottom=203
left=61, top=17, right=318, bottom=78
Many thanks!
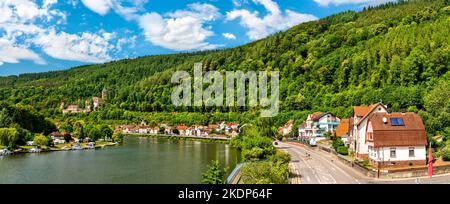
left=382, top=117, right=388, bottom=124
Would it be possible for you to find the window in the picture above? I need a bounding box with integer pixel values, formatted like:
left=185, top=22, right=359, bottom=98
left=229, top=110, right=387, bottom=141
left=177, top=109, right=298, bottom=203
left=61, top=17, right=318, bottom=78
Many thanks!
left=390, top=118, right=405, bottom=126
left=409, top=147, right=415, bottom=157
left=390, top=148, right=396, bottom=158
left=367, top=132, right=373, bottom=141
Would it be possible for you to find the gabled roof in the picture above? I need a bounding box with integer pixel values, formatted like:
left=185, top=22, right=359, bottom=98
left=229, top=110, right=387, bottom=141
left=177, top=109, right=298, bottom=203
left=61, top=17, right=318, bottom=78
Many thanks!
left=368, top=112, right=427, bottom=147
left=354, top=102, right=387, bottom=126
left=335, top=119, right=350, bottom=137
left=310, top=112, right=325, bottom=121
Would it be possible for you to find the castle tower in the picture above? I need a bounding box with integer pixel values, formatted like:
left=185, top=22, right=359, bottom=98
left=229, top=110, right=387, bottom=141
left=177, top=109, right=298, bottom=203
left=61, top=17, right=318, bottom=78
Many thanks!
left=102, top=87, right=108, bottom=100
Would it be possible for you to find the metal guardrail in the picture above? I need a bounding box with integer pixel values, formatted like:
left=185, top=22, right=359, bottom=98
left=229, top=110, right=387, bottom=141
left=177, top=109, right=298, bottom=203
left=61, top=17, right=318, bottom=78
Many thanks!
left=225, top=163, right=246, bottom=184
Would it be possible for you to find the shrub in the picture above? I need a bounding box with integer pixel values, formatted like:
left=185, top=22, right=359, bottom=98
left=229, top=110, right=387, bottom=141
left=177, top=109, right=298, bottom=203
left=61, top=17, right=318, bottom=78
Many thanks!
left=337, top=146, right=349, bottom=155
left=442, top=148, right=450, bottom=161
left=239, top=161, right=289, bottom=184
left=332, top=138, right=345, bottom=150
left=269, top=150, right=291, bottom=164
left=33, top=134, right=49, bottom=146
left=112, top=132, right=124, bottom=143
left=202, top=160, right=226, bottom=184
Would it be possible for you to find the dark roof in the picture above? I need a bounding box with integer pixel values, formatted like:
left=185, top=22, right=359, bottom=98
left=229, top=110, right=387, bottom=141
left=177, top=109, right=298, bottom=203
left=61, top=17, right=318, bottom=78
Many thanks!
left=368, top=112, right=427, bottom=148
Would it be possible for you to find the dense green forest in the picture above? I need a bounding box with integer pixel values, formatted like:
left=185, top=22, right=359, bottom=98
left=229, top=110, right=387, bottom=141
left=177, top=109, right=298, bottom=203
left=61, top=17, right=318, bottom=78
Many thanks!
left=0, top=0, right=449, bottom=144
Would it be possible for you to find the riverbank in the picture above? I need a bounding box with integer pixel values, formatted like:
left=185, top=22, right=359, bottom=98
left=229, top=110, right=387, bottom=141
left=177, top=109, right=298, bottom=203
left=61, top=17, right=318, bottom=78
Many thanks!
left=1, top=141, right=118, bottom=156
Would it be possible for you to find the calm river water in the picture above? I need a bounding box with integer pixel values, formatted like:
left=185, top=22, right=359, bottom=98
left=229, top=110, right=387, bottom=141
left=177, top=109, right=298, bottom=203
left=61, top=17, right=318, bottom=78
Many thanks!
left=0, top=136, right=241, bottom=184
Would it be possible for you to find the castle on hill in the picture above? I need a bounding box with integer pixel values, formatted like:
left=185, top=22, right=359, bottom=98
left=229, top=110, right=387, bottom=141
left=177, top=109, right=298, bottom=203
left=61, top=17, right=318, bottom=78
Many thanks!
left=61, top=87, right=108, bottom=114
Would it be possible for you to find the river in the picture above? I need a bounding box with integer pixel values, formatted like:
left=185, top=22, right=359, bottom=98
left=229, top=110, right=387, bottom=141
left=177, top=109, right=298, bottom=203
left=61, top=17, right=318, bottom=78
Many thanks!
left=0, top=136, right=241, bottom=184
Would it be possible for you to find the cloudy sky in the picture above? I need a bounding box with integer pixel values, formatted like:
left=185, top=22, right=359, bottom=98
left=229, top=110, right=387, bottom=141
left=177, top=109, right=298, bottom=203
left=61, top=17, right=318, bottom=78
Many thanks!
left=0, top=0, right=395, bottom=76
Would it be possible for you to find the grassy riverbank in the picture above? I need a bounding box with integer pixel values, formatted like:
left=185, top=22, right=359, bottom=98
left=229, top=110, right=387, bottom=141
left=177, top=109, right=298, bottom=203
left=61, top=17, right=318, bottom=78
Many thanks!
left=12, top=141, right=117, bottom=154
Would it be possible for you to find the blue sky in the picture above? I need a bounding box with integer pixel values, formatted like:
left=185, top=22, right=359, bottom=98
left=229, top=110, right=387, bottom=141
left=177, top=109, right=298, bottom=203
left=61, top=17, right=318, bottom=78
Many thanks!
left=0, top=0, right=394, bottom=76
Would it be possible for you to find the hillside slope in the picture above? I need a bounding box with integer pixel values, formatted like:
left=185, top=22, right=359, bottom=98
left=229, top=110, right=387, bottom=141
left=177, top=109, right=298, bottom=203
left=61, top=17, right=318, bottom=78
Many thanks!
left=0, top=0, right=449, bottom=136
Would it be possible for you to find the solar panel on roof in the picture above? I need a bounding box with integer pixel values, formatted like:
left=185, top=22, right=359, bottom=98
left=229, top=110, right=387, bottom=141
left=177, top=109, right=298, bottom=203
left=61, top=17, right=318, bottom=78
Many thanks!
left=390, top=118, right=398, bottom=126
left=390, top=118, right=405, bottom=126
left=398, top=118, right=405, bottom=126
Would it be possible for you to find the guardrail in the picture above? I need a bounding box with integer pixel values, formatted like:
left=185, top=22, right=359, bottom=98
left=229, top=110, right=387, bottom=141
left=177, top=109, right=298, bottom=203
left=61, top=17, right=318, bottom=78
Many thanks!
left=225, top=163, right=246, bottom=184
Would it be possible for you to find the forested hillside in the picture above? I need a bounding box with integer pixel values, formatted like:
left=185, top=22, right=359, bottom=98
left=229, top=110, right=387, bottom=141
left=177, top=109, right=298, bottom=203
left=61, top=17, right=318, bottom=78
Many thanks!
left=0, top=0, right=449, bottom=140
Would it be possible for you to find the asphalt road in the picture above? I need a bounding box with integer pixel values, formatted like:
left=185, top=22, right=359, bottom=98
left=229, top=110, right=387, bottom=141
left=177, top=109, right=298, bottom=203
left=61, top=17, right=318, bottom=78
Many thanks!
left=277, top=142, right=450, bottom=184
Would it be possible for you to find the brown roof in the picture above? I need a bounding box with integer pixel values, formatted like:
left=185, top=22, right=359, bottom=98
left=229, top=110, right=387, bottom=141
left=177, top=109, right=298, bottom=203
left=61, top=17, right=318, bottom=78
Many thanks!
left=310, top=112, right=325, bottom=121
left=355, top=103, right=388, bottom=126
left=335, top=119, right=350, bottom=137
left=208, top=124, right=219, bottom=129
left=354, top=106, right=371, bottom=117
left=368, top=112, right=427, bottom=148
left=176, top=124, right=188, bottom=131
left=49, top=132, right=71, bottom=137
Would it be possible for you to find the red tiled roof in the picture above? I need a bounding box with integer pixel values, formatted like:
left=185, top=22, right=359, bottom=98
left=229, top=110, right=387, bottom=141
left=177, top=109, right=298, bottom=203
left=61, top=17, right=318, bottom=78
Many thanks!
left=310, top=112, right=325, bottom=121
left=354, top=106, right=371, bottom=117
left=49, top=132, right=71, bottom=137
left=336, top=119, right=350, bottom=137
left=176, top=124, right=188, bottom=131
left=369, top=112, right=427, bottom=148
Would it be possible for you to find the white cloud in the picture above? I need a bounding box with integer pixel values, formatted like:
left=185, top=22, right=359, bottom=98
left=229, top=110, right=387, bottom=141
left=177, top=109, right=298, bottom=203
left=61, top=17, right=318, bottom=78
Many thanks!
left=222, top=33, right=236, bottom=40
left=138, top=3, right=221, bottom=51
left=313, top=0, right=396, bottom=6
left=33, top=29, right=116, bottom=63
left=0, top=38, right=45, bottom=65
left=80, top=0, right=148, bottom=20
left=0, top=0, right=128, bottom=66
left=80, top=0, right=112, bottom=16
left=226, top=0, right=317, bottom=40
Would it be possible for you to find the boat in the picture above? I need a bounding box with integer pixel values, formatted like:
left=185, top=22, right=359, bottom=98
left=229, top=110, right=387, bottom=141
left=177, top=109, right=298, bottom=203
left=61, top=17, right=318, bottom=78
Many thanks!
left=85, top=142, right=95, bottom=149
left=72, top=143, right=83, bottom=150
left=0, top=148, right=12, bottom=156
left=29, top=147, right=41, bottom=153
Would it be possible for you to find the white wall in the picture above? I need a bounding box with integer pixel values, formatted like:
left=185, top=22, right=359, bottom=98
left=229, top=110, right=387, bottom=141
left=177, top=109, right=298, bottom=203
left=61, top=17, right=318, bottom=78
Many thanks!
left=369, top=146, right=426, bottom=162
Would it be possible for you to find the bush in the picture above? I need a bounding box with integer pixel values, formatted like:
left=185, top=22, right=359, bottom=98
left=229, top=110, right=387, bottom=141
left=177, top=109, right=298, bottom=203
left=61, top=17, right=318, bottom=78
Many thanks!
left=269, top=150, right=291, bottom=164
left=33, top=134, right=49, bottom=146
left=112, top=132, right=124, bottom=143
left=332, top=138, right=345, bottom=150
left=239, top=161, right=289, bottom=184
left=202, top=160, right=226, bottom=184
left=337, top=146, right=349, bottom=155
left=442, top=148, right=450, bottom=161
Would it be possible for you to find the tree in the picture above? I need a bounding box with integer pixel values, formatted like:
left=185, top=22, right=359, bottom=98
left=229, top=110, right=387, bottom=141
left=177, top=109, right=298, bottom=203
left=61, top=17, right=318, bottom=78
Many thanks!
left=202, top=160, right=226, bottom=184
left=33, top=134, right=50, bottom=146
left=112, top=132, right=124, bottom=143
left=0, top=108, right=12, bottom=128
left=98, top=124, right=113, bottom=140
left=0, top=128, right=20, bottom=148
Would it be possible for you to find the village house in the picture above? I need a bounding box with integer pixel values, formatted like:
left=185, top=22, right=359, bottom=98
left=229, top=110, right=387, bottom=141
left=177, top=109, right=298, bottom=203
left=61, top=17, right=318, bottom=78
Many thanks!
left=176, top=124, right=188, bottom=136
left=298, top=112, right=340, bottom=144
left=335, top=118, right=350, bottom=145
left=278, top=120, right=294, bottom=136
left=349, top=103, right=388, bottom=158
left=366, top=112, right=427, bottom=168
left=224, top=122, right=239, bottom=137
left=49, top=132, right=72, bottom=144
left=149, top=127, right=160, bottom=135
